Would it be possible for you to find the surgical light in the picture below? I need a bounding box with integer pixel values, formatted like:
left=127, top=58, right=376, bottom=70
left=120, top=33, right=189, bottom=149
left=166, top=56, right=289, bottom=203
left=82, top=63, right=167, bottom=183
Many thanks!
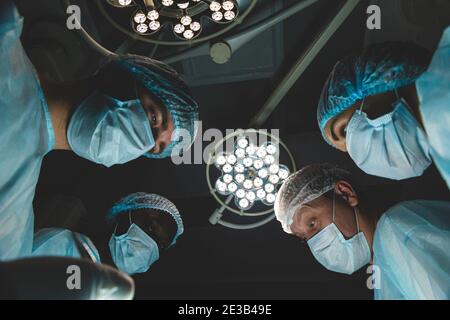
left=134, top=12, right=147, bottom=23
left=209, top=1, right=222, bottom=12
left=136, top=23, right=148, bottom=33
left=183, top=30, right=195, bottom=39
left=222, top=1, right=234, bottom=10
left=224, top=10, right=235, bottom=21
left=190, top=22, right=201, bottom=31
left=120, top=0, right=133, bottom=6
left=108, top=0, right=240, bottom=41
left=149, top=20, right=161, bottom=30
left=174, top=24, right=185, bottom=33
left=212, top=11, right=223, bottom=21
left=181, top=15, right=192, bottom=26
left=213, top=135, right=290, bottom=211
left=147, top=10, right=159, bottom=20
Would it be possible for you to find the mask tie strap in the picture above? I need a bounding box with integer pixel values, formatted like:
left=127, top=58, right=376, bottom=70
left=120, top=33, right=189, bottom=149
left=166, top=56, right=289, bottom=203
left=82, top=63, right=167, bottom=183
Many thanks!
left=128, top=211, right=133, bottom=225
left=358, top=98, right=366, bottom=112
left=332, top=191, right=336, bottom=222
left=113, top=223, right=118, bottom=236
left=354, top=207, right=361, bottom=233
left=394, top=88, right=400, bottom=100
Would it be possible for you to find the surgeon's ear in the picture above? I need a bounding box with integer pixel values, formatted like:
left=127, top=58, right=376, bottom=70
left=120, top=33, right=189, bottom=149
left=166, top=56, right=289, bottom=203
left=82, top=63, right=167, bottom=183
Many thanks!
left=334, top=180, right=359, bottom=207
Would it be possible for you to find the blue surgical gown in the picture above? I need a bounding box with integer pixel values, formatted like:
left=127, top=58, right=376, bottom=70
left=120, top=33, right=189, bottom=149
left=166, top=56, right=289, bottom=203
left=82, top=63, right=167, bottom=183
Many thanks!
left=417, top=26, right=450, bottom=189
left=32, top=228, right=101, bottom=264
left=373, top=200, right=450, bottom=300
left=0, top=1, right=54, bottom=260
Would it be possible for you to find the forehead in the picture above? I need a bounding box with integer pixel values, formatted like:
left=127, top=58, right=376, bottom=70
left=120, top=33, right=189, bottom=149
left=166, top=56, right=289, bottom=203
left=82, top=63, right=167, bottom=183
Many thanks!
left=293, top=196, right=331, bottom=220
left=138, top=85, right=165, bottom=109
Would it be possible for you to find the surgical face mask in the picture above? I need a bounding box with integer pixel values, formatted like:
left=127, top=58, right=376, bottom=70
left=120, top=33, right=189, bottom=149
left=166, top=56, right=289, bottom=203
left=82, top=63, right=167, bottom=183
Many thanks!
left=307, top=193, right=371, bottom=275
left=109, top=213, right=159, bottom=275
left=68, top=92, right=155, bottom=168
left=346, top=93, right=431, bottom=180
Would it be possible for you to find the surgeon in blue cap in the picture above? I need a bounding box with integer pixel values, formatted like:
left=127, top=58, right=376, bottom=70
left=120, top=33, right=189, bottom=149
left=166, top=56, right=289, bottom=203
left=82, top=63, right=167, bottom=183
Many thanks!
left=64, top=54, right=200, bottom=166
left=317, top=35, right=450, bottom=187
left=0, top=0, right=197, bottom=261
left=107, top=193, right=184, bottom=275
left=274, top=163, right=450, bottom=300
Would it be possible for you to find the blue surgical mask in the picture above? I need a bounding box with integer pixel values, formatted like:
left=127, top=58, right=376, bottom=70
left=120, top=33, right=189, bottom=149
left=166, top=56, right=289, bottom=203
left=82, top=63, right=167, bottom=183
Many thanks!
left=307, top=193, right=371, bottom=275
left=346, top=95, right=431, bottom=180
left=109, top=214, right=159, bottom=275
left=67, top=92, right=155, bottom=167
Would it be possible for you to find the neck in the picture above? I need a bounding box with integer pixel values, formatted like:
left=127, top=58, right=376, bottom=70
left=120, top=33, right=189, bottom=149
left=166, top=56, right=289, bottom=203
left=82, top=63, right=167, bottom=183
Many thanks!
left=398, top=83, right=423, bottom=127
left=39, top=76, right=93, bottom=150
left=357, top=204, right=380, bottom=263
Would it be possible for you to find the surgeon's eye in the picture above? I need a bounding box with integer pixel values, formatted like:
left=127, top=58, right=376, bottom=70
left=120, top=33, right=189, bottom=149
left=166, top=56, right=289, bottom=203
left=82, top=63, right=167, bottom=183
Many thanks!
left=308, top=219, right=316, bottom=229
left=151, top=114, right=157, bottom=126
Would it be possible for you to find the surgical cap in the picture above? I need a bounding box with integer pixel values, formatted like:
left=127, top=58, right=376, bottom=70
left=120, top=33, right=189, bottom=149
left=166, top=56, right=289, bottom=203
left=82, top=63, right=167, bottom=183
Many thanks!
left=317, top=42, right=430, bottom=144
left=274, top=163, right=350, bottom=234
left=107, top=192, right=184, bottom=246
left=114, top=54, right=199, bottom=158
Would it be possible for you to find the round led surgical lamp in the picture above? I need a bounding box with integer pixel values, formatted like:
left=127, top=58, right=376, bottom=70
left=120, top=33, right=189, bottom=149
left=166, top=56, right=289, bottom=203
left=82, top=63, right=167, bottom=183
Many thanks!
left=96, top=0, right=257, bottom=45
left=206, top=129, right=296, bottom=230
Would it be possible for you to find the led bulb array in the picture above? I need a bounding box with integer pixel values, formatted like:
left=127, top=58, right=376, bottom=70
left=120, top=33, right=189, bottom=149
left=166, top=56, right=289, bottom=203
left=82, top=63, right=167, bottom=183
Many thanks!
left=108, top=0, right=239, bottom=40
left=209, top=1, right=237, bottom=22
left=214, top=137, right=290, bottom=211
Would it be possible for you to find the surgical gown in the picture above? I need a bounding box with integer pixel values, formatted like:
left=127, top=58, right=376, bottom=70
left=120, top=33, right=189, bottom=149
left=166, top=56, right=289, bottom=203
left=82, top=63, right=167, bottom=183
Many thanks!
left=416, top=25, right=450, bottom=189
left=0, top=1, right=54, bottom=260
left=373, top=200, right=450, bottom=300
left=32, top=229, right=101, bottom=264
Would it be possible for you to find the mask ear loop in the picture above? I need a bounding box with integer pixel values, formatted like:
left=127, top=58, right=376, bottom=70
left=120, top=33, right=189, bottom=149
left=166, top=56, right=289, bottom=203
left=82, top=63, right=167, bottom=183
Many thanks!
left=394, top=88, right=400, bottom=100
left=358, top=98, right=366, bottom=112
left=332, top=191, right=336, bottom=222
left=134, top=79, right=141, bottom=102
left=354, top=207, right=361, bottom=233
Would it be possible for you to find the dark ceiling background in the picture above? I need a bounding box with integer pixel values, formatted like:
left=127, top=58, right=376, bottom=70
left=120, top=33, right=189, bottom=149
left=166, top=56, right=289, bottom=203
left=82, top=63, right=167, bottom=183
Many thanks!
left=15, top=0, right=450, bottom=299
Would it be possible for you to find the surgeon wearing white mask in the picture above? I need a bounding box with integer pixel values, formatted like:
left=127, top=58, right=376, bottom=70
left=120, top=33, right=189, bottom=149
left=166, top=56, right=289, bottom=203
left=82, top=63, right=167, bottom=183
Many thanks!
left=106, top=193, right=183, bottom=275
left=275, top=164, right=450, bottom=300
left=317, top=34, right=450, bottom=188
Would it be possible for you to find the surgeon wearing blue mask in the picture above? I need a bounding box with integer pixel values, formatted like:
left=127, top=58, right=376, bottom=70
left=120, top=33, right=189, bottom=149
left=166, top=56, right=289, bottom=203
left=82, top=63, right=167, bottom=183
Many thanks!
left=274, top=163, right=450, bottom=300
left=44, top=53, right=199, bottom=167
left=317, top=35, right=450, bottom=188
left=0, top=0, right=197, bottom=261
left=106, top=193, right=183, bottom=275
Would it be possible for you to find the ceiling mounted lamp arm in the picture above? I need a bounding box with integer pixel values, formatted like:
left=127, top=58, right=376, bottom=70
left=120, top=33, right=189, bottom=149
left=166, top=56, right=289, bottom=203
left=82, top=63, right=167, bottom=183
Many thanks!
left=209, top=196, right=276, bottom=230
left=225, top=0, right=320, bottom=55
left=162, top=0, right=320, bottom=65
left=249, top=0, right=361, bottom=127
left=217, top=214, right=275, bottom=230
left=64, top=0, right=118, bottom=58
left=135, top=0, right=150, bottom=10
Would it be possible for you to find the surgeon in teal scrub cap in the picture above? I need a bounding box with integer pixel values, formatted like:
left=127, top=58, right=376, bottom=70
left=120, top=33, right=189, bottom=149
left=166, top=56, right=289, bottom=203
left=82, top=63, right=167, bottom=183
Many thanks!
left=64, top=54, right=200, bottom=166
left=0, top=0, right=197, bottom=261
left=274, top=163, right=450, bottom=300
left=317, top=37, right=450, bottom=187
left=107, top=193, right=184, bottom=275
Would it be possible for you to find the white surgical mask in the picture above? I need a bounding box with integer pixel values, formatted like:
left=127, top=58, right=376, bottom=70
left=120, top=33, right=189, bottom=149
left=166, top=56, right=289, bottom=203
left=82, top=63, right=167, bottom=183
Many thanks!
left=307, top=193, right=371, bottom=275
left=346, top=91, right=431, bottom=180
left=109, top=213, right=159, bottom=275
